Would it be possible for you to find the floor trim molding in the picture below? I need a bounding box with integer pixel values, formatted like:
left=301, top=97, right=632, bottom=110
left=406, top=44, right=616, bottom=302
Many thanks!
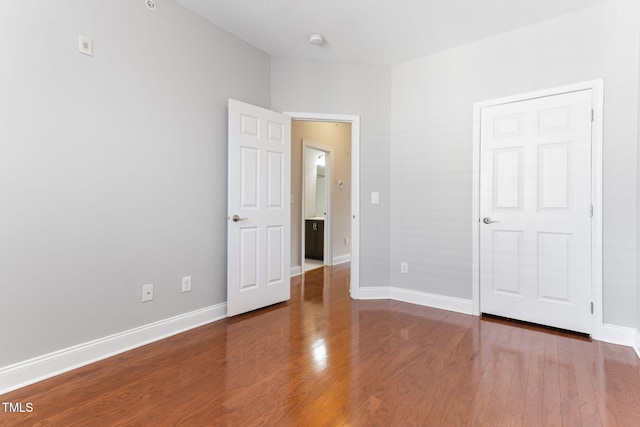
left=600, top=324, right=637, bottom=348
left=333, top=254, right=351, bottom=266
left=359, top=286, right=473, bottom=315
left=290, top=265, right=302, bottom=277
left=0, top=304, right=226, bottom=395
left=359, top=287, right=639, bottom=357
left=359, top=286, right=392, bottom=300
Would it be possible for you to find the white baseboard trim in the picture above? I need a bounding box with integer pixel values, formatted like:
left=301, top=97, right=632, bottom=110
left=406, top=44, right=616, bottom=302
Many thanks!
left=359, top=286, right=392, bottom=300
left=600, top=323, right=637, bottom=348
left=332, top=254, right=351, bottom=266
left=290, top=265, right=302, bottom=277
left=359, top=288, right=639, bottom=356
left=391, top=287, right=473, bottom=315
left=0, top=303, right=227, bottom=395
left=359, top=286, right=473, bottom=315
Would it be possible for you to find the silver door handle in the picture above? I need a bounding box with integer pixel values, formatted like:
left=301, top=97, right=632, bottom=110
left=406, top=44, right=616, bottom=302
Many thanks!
left=482, top=217, right=499, bottom=224
left=232, top=215, right=247, bottom=222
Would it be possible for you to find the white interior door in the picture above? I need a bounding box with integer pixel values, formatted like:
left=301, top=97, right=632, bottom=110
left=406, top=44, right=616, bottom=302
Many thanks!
left=480, top=89, right=593, bottom=334
left=227, top=99, right=291, bottom=317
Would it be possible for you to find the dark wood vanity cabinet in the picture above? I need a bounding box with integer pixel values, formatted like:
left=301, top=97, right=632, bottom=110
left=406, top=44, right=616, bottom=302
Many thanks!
left=305, top=219, right=324, bottom=260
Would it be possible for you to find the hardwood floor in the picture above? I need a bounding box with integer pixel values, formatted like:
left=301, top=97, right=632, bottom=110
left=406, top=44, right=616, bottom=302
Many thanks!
left=2, top=264, right=640, bottom=426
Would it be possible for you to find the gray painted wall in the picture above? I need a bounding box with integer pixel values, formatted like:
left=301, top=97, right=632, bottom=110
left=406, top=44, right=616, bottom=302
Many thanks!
left=271, top=58, right=392, bottom=288
left=390, top=0, right=640, bottom=326
left=0, top=0, right=270, bottom=367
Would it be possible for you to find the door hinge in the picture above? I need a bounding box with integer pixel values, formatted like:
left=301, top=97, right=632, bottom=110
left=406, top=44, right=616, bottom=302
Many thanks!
left=590, top=205, right=593, bottom=218
left=591, top=302, right=594, bottom=314
left=591, top=109, right=594, bottom=122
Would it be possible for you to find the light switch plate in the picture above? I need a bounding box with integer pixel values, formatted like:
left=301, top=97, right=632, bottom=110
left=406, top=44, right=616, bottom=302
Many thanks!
left=78, top=34, right=93, bottom=56
left=181, top=276, right=192, bottom=293
left=371, top=192, right=380, bottom=204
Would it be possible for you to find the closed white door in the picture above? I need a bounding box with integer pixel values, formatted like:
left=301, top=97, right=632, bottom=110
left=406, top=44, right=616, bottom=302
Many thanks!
left=227, top=99, right=291, bottom=316
left=480, top=89, right=593, bottom=334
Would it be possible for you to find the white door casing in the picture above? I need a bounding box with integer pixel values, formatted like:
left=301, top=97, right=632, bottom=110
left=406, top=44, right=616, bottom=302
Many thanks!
left=227, top=99, right=291, bottom=316
left=472, top=80, right=604, bottom=337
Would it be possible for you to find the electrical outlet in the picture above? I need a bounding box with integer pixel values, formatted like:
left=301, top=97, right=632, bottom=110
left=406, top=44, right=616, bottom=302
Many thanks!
left=400, top=262, right=409, bottom=274
left=181, top=276, right=192, bottom=293
left=142, top=284, right=154, bottom=302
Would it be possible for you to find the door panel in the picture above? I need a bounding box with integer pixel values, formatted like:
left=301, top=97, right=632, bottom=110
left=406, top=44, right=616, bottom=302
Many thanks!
left=493, top=148, right=523, bottom=209
left=228, top=99, right=291, bottom=316
left=491, top=230, right=522, bottom=296
left=267, top=225, right=283, bottom=284
left=240, top=147, right=259, bottom=208
left=538, top=143, right=570, bottom=209
left=537, top=232, right=571, bottom=302
left=267, top=151, right=284, bottom=208
left=239, top=227, right=258, bottom=290
left=480, top=89, right=592, bottom=334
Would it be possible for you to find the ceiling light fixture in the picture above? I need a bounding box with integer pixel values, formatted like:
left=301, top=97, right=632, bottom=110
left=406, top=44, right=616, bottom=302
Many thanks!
left=308, top=33, right=325, bottom=46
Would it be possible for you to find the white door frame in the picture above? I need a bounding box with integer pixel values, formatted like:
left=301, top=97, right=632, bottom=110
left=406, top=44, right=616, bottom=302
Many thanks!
left=301, top=141, right=334, bottom=271
left=471, top=79, right=604, bottom=339
left=285, top=112, right=361, bottom=299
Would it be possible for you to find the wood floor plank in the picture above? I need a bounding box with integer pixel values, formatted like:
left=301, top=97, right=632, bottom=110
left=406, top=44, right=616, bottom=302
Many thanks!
left=505, top=327, right=535, bottom=420
left=568, top=338, right=604, bottom=427
left=502, top=413, right=523, bottom=427
left=464, top=323, right=513, bottom=424
left=580, top=338, right=622, bottom=426
left=485, top=325, right=523, bottom=425
left=2, top=264, right=640, bottom=426
left=557, top=332, right=582, bottom=426
left=600, top=343, right=640, bottom=426
left=437, top=315, right=499, bottom=424
left=522, top=328, right=546, bottom=425
left=542, top=333, right=562, bottom=426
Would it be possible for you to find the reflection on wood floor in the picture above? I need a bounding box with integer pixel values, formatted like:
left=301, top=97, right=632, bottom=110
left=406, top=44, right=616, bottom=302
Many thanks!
left=2, top=263, right=640, bottom=425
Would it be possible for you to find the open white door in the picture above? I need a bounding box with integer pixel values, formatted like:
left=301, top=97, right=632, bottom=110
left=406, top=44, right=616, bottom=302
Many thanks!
left=227, top=99, right=291, bottom=316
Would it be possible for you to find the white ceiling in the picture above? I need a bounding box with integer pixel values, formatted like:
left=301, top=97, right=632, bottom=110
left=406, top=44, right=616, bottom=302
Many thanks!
left=172, top=0, right=607, bottom=66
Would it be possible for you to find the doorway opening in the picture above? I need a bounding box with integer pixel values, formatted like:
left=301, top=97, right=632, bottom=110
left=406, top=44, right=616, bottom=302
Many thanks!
left=286, top=112, right=361, bottom=299
left=292, top=122, right=349, bottom=275
left=303, top=143, right=332, bottom=272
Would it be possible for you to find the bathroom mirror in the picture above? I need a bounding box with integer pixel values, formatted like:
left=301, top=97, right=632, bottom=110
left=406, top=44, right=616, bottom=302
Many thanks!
left=304, top=147, right=327, bottom=219
left=316, top=164, right=326, bottom=216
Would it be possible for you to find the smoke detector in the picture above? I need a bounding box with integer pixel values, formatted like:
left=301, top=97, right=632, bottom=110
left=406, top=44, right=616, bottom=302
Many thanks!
left=308, top=34, right=325, bottom=46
